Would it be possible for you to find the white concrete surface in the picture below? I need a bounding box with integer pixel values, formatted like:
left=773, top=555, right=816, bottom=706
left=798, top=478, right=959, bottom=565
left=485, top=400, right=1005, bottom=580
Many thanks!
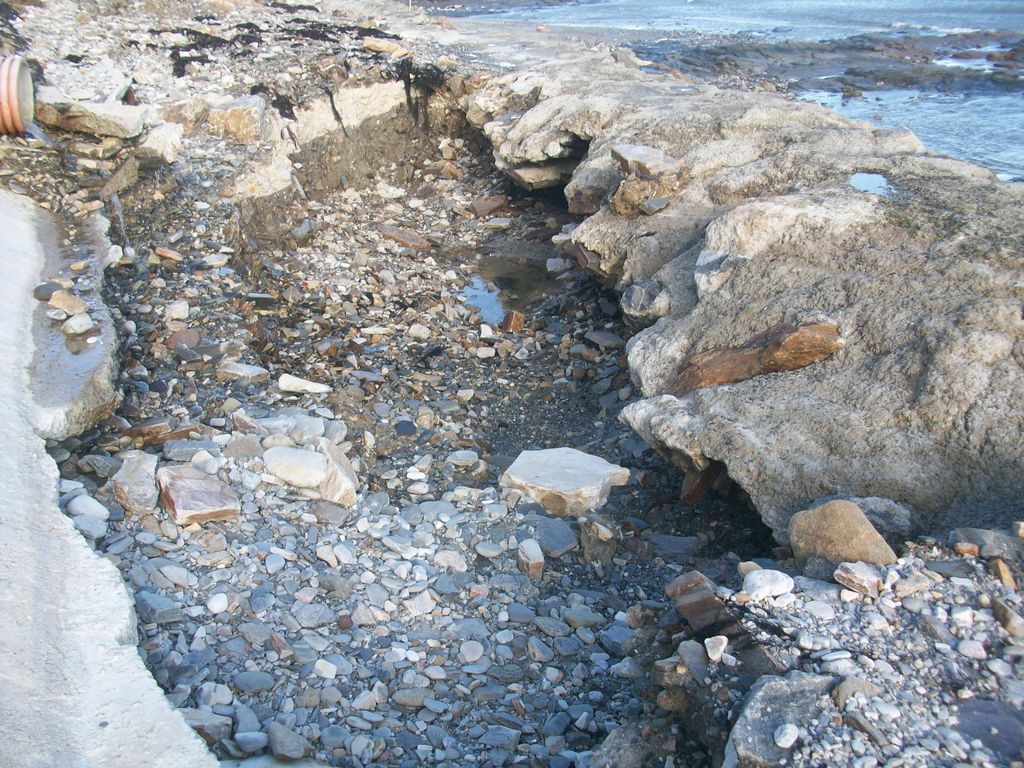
left=0, top=189, right=217, bottom=768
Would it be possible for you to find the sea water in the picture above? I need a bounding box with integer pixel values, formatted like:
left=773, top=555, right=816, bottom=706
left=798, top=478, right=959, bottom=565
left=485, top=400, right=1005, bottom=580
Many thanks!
left=454, top=0, right=1024, bottom=179
left=475, top=0, right=1024, bottom=41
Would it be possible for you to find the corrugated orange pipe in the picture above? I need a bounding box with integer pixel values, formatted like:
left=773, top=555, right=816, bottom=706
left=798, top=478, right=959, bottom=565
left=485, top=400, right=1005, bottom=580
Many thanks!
left=0, top=56, right=34, bottom=134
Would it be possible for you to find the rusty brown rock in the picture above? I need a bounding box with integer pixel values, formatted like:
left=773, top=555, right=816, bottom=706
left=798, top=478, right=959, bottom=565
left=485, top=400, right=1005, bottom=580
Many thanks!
left=166, top=328, right=202, bottom=349
left=378, top=225, right=430, bottom=250
left=471, top=195, right=508, bottom=218
left=609, top=174, right=671, bottom=216
left=501, top=310, right=525, bottom=333
left=669, top=322, right=841, bottom=397
left=156, top=464, right=240, bottom=525
left=665, top=570, right=738, bottom=636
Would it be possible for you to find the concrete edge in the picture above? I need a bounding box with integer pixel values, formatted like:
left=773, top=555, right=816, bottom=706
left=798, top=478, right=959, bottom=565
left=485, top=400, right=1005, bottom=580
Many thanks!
left=0, top=189, right=217, bottom=768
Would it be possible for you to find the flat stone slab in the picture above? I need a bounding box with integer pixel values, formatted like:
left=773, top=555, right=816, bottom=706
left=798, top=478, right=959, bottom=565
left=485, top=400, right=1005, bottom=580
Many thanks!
left=499, top=447, right=629, bottom=515
left=264, top=446, right=328, bottom=488
left=156, top=464, right=241, bottom=525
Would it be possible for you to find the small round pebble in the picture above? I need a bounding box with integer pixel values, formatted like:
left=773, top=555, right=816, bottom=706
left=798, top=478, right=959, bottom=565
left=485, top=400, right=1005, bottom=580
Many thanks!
left=774, top=723, right=799, bottom=749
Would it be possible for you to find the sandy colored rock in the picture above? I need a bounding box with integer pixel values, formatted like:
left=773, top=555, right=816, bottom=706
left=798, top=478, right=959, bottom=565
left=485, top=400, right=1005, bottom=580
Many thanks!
left=110, top=450, right=159, bottom=515
left=206, top=95, right=269, bottom=144
left=834, top=561, right=883, bottom=598
left=788, top=500, right=897, bottom=566
left=517, top=538, right=545, bottom=580
left=216, top=362, right=270, bottom=384
left=469, top=51, right=1024, bottom=542
left=156, top=464, right=240, bottom=525
left=499, top=447, right=629, bottom=515
left=264, top=446, right=328, bottom=488
left=35, top=85, right=146, bottom=138
left=137, top=122, right=185, bottom=164
left=317, top=438, right=359, bottom=506
left=610, top=144, right=684, bottom=177
left=278, top=373, right=332, bottom=394
left=47, top=290, right=88, bottom=316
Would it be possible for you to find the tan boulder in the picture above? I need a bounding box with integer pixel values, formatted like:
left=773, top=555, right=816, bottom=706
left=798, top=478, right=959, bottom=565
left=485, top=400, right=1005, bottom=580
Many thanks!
left=789, top=500, right=897, bottom=566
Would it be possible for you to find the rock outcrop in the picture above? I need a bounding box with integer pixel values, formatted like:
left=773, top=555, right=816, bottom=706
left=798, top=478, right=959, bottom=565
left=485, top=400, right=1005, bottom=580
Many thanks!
left=466, top=52, right=1024, bottom=541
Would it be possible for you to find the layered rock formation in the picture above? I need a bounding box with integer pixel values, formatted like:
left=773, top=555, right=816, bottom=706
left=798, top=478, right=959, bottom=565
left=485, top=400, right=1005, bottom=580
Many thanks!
left=465, top=52, right=1024, bottom=541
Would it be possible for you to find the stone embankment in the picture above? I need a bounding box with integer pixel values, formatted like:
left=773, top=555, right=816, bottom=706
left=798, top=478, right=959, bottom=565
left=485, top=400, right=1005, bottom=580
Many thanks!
left=0, top=0, right=1022, bottom=767
left=462, top=50, right=1024, bottom=541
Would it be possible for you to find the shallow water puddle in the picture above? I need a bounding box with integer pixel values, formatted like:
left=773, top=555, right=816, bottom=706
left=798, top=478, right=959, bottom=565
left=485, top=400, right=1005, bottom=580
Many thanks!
left=455, top=251, right=561, bottom=323
left=849, top=172, right=896, bottom=197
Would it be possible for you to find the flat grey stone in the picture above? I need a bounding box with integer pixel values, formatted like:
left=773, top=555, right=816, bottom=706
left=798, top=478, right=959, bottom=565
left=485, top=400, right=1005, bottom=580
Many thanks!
left=537, top=517, right=578, bottom=558
left=135, top=591, right=181, bottom=624
left=234, top=671, right=275, bottom=693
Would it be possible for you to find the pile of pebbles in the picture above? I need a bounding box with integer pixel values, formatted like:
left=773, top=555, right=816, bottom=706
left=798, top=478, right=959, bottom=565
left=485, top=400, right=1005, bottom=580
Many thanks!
left=4, top=0, right=1023, bottom=766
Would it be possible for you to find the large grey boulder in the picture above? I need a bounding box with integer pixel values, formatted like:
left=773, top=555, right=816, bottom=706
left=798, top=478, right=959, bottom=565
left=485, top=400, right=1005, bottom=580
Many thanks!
left=468, top=51, right=1024, bottom=542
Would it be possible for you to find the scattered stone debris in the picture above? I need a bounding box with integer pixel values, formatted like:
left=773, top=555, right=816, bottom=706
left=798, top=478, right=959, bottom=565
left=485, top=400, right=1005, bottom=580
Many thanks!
left=4, top=0, right=1023, bottom=767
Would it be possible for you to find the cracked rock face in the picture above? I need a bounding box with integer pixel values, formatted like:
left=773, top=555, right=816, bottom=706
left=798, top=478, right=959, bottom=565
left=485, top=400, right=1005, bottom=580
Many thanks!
left=470, top=51, right=1024, bottom=541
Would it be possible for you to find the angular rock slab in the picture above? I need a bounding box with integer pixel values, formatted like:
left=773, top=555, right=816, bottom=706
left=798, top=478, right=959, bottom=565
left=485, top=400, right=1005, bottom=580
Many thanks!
left=35, top=85, right=146, bottom=138
left=263, top=446, right=327, bottom=488
left=317, top=438, right=359, bottom=506
left=499, top=447, right=628, bottom=515
left=111, top=449, right=159, bottom=515
left=725, top=672, right=834, bottom=768
left=156, top=464, right=240, bottom=525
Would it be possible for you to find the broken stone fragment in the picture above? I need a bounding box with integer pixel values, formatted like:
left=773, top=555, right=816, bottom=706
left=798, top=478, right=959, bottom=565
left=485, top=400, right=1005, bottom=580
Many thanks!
left=505, top=161, right=576, bottom=190
left=182, top=709, right=233, bottom=746
left=517, top=538, right=545, bottom=580
left=993, top=598, right=1024, bottom=638
left=316, top=437, right=359, bottom=507
left=278, top=373, right=332, bottom=394
left=585, top=330, right=626, bottom=349
left=136, top=122, right=184, bottom=164
left=362, top=37, right=411, bottom=57
left=834, top=561, right=883, bottom=598
left=206, top=95, right=269, bottom=144
left=135, top=590, right=182, bottom=624
left=47, top=289, right=88, bottom=316
left=216, top=361, right=270, bottom=384
left=35, top=85, right=146, bottom=138
left=156, top=464, right=240, bottom=525
left=666, top=570, right=737, bottom=635
left=499, top=447, right=629, bottom=515
left=579, top=514, right=621, bottom=565
left=669, top=322, right=842, bottom=397
left=610, top=174, right=673, bottom=216
left=610, top=143, right=684, bottom=177
left=378, top=225, right=430, bottom=250
left=62, top=313, right=94, bottom=335
left=264, top=446, right=328, bottom=488
left=110, top=449, right=158, bottom=515
left=832, top=675, right=883, bottom=709
left=471, top=194, right=508, bottom=218
left=788, top=499, right=897, bottom=566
